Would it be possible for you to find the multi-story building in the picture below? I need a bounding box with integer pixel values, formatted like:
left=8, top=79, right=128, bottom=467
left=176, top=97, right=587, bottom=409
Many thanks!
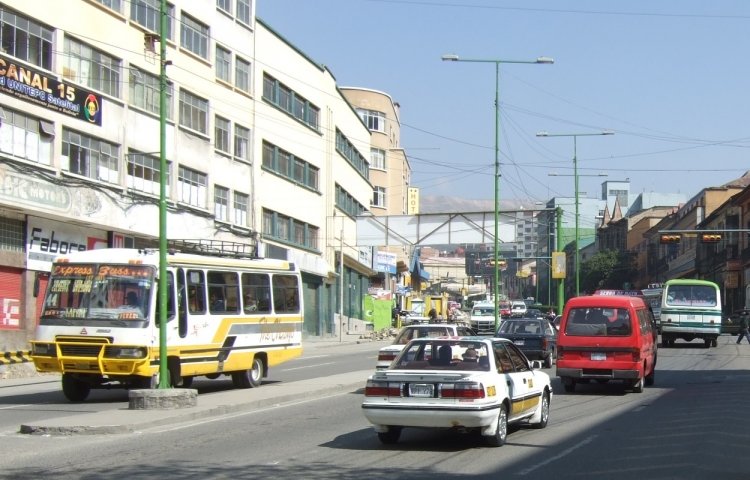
left=0, top=0, right=384, bottom=353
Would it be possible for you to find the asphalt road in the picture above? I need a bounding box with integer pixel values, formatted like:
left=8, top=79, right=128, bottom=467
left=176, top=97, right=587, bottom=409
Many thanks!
left=2, top=334, right=750, bottom=479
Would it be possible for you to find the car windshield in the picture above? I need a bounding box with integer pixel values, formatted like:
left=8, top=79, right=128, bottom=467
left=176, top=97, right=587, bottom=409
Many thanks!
left=498, top=320, right=542, bottom=334
left=472, top=307, right=494, bottom=316
left=392, top=341, right=491, bottom=371
left=564, top=307, right=632, bottom=336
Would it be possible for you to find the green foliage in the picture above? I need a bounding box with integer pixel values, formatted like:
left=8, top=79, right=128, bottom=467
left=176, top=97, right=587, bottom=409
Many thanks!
left=580, top=249, right=637, bottom=293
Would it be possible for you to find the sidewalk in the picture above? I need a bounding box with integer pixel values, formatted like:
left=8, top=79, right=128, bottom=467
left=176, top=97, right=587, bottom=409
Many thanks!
left=17, top=334, right=389, bottom=436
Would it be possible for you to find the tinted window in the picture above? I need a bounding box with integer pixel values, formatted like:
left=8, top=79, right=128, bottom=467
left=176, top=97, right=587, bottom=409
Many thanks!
left=565, top=307, right=632, bottom=336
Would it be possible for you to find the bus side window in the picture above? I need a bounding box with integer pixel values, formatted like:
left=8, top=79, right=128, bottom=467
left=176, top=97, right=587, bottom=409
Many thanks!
left=155, top=272, right=175, bottom=323
left=242, top=272, right=271, bottom=314
left=187, top=270, right=206, bottom=314
left=272, top=274, right=300, bottom=313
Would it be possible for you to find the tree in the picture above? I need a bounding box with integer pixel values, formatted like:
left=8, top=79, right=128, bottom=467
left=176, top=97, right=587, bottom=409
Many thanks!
left=580, top=249, right=637, bottom=293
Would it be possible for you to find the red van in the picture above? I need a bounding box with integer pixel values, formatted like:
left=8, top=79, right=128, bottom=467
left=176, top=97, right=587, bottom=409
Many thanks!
left=556, top=295, right=657, bottom=393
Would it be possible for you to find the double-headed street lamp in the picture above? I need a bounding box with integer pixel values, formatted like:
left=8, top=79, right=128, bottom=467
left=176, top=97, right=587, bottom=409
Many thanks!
left=537, top=130, right=613, bottom=297
left=443, top=54, right=553, bottom=332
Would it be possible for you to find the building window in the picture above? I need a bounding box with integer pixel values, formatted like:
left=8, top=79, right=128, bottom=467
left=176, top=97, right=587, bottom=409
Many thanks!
left=236, top=0, right=251, bottom=24
left=64, top=37, right=121, bottom=97
left=95, top=0, right=122, bottom=13
left=234, top=192, right=248, bottom=226
left=261, top=141, right=319, bottom=191
left=335, top=184, right=366, bottom=217
left=215, top=46, right=231, bottom=83
left=214, top=116, right=230, bottom=154
left=0, top=108, right=53, bottom=165
left=216, top=0, right=231, bottom=14
left=0, top=6, right=53, bottom=69
left=127, top=150, right=170, bottom=196
left=214, top=185, right=229, bottom=221
left=373, top=186, right=386, bottom=208
left=180, top=14, right=209, bottom=60
left=235, top=56, right=251, bottom=93
left=357, top=109, right=386, bottom=133
left=130, top=0, right=174, bottom=39
left=262, top=209, right=318, bottom=251
left=179, top=89, right=208, bottom=134
left=370, top=148, right=386, bottom=170
left=262, top=73, right=319, bottom=130
left=178, top=166, right=207, bottom=208
left=234, top=124, right=250, bottom=161
left=129, top=67, right=173, bottom=118
left=335, top=129, right=369, bottom=178
left=62, top=129, right=119, bottom=184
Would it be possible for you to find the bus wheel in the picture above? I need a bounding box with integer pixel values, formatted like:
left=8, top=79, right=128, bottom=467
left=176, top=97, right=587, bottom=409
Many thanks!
left=704, top=339, right=711, bottom=348
left=62, top=374, right=91, bottom=402
left=232, top=356, right=264, bottom=389
left=711, top=338, right=718, bottom=348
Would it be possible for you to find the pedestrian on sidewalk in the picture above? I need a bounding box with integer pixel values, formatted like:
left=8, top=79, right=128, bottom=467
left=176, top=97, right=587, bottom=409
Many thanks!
left=737, top=312, right=750, bottom=345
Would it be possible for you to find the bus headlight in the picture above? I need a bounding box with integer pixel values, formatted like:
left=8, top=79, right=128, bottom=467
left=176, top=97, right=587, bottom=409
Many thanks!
left=107, top=347, right=148, bottom=359
left=32, top=343, right=57, bottom=357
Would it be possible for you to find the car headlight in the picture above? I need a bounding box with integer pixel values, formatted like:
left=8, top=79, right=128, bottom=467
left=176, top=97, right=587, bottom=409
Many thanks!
left=106, top=347, right=148, bottom=359
left=32, top=343, right=57, bottom=357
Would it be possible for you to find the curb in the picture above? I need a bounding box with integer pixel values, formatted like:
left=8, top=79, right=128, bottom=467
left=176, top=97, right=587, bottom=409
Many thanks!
left=0, top=351, right=32, bottom=365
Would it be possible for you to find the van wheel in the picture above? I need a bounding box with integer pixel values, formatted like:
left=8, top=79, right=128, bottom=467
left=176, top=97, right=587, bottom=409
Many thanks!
left=632, top=376, right=644, bottom=393
left=703, top=339, right=711, bottom=348
left=645, top=368, right=655, bottom=386
left=543, top=354, right=553, bottom=369
left=711, top=338, right=718, bottom=347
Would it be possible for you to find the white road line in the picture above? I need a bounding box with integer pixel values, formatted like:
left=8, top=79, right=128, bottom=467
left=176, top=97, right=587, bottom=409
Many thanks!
left=516, top=434, right=598, bottom=476
left=0, top=404, right=32, bottom=410
left=282, top=362, right=335, bottom=371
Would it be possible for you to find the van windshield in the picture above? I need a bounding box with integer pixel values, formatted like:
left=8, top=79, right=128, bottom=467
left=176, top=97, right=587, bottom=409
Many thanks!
left=564, top=307, right=632, bottom=336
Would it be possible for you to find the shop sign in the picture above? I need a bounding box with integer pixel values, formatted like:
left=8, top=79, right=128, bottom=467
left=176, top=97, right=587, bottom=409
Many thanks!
left=0, top=53, right=102, bottom=125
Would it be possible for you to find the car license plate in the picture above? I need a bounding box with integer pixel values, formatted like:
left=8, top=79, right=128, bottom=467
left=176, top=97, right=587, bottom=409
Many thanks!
left=591, top=352, right=606, bottom=361
left=514, top=339, right=525, bottom=346
left=409, top=383, right=434, bottom=397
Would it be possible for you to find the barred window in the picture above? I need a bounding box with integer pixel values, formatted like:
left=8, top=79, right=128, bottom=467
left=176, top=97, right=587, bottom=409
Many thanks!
left=179, top=89, right=208, bottom=134
left=62, top=129, right=119, bottom=184
left=127, top=150, right=171, bottom=196
left=0, top=6, right=53, bottom=69
left=178, top=166, right=207, bottom=208
left=129, top=67, right=173, bottom=119
left=64, top=36, right=121, bottom=97
left=180, top=14, right=209, bottom=59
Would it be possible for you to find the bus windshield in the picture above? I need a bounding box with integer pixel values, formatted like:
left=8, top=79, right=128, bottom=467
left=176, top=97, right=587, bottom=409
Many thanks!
left=664, top=284, right=717, bottom=307
left=41, top=263, right=155, bottom=323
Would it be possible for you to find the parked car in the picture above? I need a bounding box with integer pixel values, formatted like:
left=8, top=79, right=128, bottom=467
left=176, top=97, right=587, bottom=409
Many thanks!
left=375, top=324, right=476, bottom=369
left=495, top=319, right=557, bottom=368
left=362, top=337, right=552, bottom=447
left=722, top=309, right=749, bottom=335
left=556, top=295, right=657, bottom=393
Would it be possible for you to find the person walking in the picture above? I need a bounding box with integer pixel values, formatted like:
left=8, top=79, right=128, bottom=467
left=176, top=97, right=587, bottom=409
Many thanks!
left=737, top=311, right=750, bottom=345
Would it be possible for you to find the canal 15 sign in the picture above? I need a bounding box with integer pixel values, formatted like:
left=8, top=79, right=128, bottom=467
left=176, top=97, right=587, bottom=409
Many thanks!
left=0, top=53, right=102, bottom=126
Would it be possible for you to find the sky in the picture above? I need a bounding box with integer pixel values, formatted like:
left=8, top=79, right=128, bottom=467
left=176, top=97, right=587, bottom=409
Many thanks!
left=257, top=0, right=750, bottom=208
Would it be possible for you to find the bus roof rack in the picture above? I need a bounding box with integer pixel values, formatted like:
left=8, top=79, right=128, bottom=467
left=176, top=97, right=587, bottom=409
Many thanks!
left=167, top=239, right=259, bottom=259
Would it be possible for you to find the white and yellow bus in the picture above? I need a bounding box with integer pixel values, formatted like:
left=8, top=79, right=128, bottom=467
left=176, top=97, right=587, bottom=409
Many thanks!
left=31, top=242, right=302, bottom=401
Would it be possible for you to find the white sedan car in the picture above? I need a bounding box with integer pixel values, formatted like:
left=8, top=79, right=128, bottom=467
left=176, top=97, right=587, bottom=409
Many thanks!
left=376, top=324, right=477, bottom=370
left=362, top=337, right=552, bottom=446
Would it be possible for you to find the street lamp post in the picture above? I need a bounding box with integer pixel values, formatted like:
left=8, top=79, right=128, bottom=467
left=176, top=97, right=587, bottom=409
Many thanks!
left=537, top=130, right=613, bottom=297
left=443, top=54, right=553, bottom=332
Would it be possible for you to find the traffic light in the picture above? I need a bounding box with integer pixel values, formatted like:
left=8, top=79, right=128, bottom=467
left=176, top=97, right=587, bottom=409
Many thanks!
left=700, top=233, right=722, bottom=243
left=659, top=234, right=681, bottom=244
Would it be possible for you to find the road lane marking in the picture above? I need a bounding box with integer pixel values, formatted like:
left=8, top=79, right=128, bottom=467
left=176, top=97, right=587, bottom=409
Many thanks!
left=282, top=362, right=335, bottom=371
left=516, top=434, right=598, bottom=476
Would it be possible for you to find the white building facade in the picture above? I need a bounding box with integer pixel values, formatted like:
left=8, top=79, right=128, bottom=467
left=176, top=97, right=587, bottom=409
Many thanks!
left=0, top=0, right=373, bottom=353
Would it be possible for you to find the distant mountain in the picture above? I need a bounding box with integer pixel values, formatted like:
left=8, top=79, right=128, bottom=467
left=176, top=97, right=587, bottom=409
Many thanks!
left=420, top=195, right=537, bottom=214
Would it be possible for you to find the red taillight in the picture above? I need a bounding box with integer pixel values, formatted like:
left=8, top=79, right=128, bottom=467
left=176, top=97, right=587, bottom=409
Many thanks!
left=365, top=380, right=401, bottom=397
left=541, top=338, right=548, bottom=350
left=440, top=383, right=486, bottom=399
left=377, top=353, right=397, bottom=362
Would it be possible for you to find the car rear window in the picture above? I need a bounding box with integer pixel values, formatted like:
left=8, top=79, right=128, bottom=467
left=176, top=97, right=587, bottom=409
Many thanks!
left=392, top=341, right=491, bottom=371
left=564, top=307, right=632, bottom=336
